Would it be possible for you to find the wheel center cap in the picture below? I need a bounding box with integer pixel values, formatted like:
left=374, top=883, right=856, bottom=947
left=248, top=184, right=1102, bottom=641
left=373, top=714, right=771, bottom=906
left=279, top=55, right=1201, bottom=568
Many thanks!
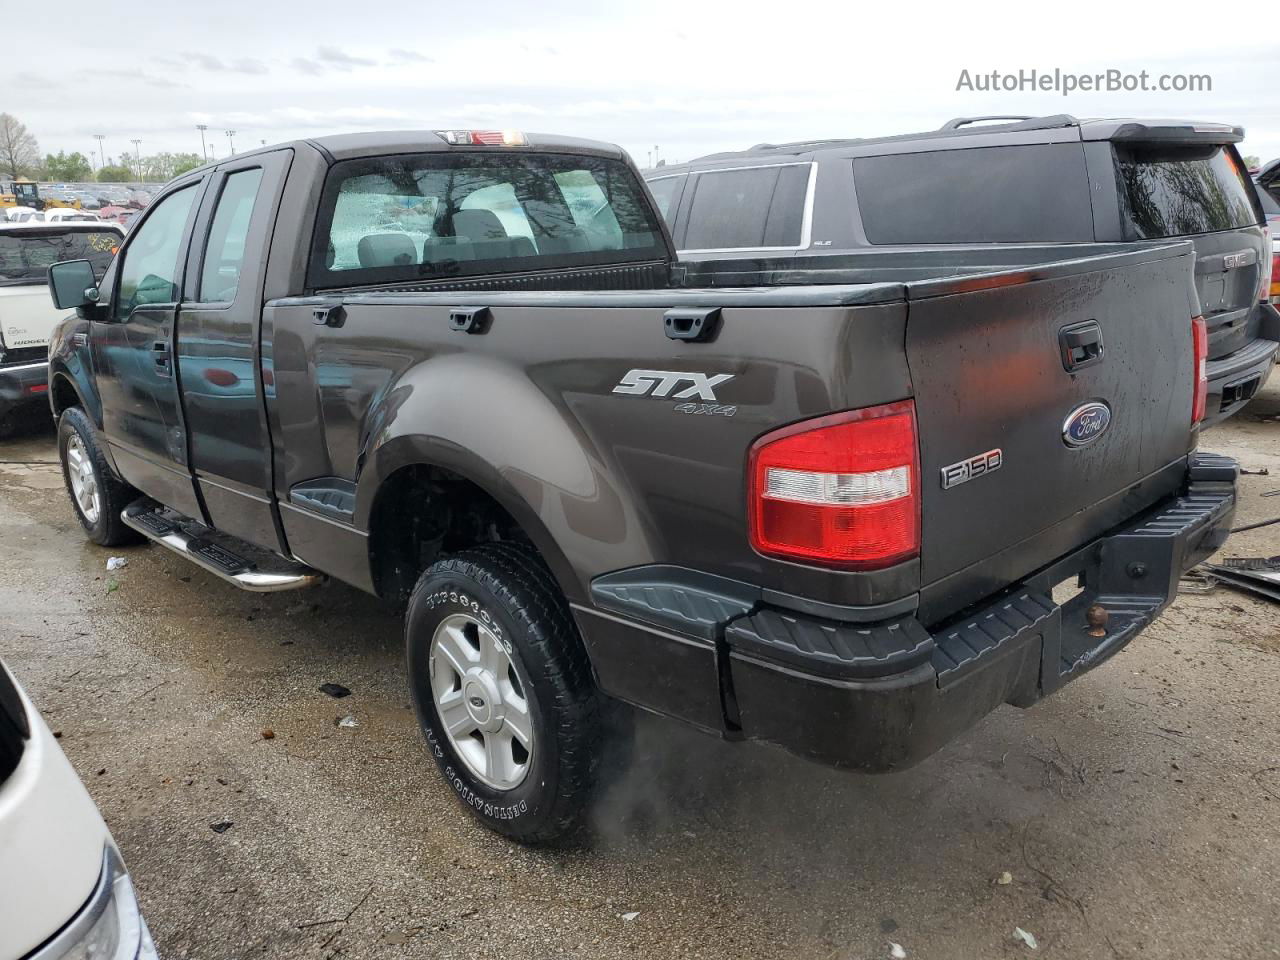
left=462, top=673, right=502, bottom=731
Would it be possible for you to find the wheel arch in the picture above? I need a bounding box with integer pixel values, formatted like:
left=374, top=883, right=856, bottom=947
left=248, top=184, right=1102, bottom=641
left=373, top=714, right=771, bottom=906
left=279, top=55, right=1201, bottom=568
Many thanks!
left=358, top=436, right=583, bottom=606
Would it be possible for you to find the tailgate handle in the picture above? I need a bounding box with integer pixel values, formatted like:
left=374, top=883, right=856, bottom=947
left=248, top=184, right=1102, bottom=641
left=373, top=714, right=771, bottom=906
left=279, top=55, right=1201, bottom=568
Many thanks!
left=664, top=307, right=721, bottom=343
left=1059, top=321, right=1104, bottom=373
left=449, top=306, right=490, bottom=335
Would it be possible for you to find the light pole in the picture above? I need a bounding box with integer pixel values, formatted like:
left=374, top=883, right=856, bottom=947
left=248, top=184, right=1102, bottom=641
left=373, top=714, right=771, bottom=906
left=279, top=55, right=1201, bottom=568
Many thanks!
left=130, top=139, right=142, bottom=180
left=93, top=134, right=105, bottom=171
left=196, top=124, right=208, bottom=161
left=225, top=129, right=236, bottom=156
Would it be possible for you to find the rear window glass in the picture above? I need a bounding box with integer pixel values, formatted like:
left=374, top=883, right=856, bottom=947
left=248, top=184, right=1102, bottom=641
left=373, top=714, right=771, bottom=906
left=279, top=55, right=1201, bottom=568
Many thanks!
left=1114, top=144, right=1259, bottom=238
left=853, top=144, right=1094, bottom=244
left=309, top=152, right=666, bottom=289
left=0, top=229, right=120, bottom=283
left=683, top=164, right=809, bottom=250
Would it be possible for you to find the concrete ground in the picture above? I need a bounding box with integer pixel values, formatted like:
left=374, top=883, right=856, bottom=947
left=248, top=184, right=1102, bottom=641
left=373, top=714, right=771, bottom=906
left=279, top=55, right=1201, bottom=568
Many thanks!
left=2, top=386, right=1279, bottom=960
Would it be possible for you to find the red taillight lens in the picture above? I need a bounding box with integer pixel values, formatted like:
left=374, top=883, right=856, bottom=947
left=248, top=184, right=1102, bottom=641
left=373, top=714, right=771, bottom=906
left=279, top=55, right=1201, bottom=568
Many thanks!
left=1270, top=251, right=1279, bottom=301
left=1191, top=316, right=1208, bottom=425
left=749, top=400, right=920, bottom=570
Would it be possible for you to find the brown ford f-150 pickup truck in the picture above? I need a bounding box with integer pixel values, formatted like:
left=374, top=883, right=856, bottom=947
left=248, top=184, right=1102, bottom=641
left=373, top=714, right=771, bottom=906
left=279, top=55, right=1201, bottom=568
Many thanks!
left=44, top=129, right=1237, bottom=842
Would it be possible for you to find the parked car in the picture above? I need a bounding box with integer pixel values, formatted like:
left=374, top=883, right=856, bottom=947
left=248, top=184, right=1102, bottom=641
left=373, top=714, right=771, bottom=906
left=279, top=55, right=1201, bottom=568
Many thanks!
left=46, top=129, right=1234, bottom=843
left=0, top=660, right=158, bottom=960
left=646, top=116, right=1280, bottom=426
left=0, top=222, right=124, bottom=436
left=1256, top=179, right=1280, bottom=301
left=43, top=208, right=102, bottom=223
left=3, top=206, right=41, bottom=223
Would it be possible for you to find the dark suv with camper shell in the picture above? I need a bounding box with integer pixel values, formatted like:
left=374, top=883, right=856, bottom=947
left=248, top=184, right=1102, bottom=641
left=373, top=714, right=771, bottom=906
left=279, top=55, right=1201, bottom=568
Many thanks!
left=647, top=115, right=1279, bottom=426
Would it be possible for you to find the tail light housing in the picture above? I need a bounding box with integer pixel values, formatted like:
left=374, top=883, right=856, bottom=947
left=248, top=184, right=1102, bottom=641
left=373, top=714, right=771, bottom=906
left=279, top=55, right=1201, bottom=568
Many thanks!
left=1191, top=316, right=1208, bottom=425
left=749, top=400, right=920, bottom=570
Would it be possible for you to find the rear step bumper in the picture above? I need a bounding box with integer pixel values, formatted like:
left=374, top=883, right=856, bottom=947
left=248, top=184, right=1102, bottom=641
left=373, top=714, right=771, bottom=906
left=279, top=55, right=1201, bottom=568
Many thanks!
left=583, top=453, right=1236, bottom=771
left=121, top=501, right=324, bottom=592
left=725, top=452, right=1237, bottom=770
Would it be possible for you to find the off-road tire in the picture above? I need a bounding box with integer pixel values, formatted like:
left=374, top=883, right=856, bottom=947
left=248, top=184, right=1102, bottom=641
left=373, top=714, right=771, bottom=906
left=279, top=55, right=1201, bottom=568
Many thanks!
left=57, top=406, right=141, bottom=547
left=405, top=541, right=601, bottom=843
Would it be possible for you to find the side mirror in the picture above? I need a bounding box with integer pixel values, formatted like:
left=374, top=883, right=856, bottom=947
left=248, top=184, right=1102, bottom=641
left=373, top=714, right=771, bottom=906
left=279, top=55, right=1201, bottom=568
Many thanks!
left=48, top=259, right=99, bottom=311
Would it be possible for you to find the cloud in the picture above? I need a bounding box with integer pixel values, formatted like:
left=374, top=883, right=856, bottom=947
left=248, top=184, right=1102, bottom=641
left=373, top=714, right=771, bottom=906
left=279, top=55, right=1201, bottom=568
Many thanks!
left=291, top=57, right=324, bottom=76
left=389, top=48, right=433, bottom=63
left=11, top=71, right=55, bottom=89
left=185, top=52, right=226, bottom=71
left=80, top=68, right=187, bottom=90
left=316, top=46, right=376, bottom=71
left=230, top=58, right=269, bottom=75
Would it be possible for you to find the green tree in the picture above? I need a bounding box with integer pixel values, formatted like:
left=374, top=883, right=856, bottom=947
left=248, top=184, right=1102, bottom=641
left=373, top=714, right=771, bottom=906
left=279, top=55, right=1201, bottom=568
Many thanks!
left=138, top=151, right=202, bottom=182
left=0, top=113, right=40, bottom=178
left=44, top=150, right=93, bottom=182
left=1243, top=155, right=1260, bottom=170
left=97, top=163, right=133, bottom=183
left=171, top=153, right=202, bottom=177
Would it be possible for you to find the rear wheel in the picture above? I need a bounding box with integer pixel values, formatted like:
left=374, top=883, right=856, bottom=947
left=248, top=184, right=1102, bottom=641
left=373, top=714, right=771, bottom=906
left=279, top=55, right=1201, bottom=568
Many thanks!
left=405, top=542, right=601, bottom=843
left=57, top=406, right=140, bottom=547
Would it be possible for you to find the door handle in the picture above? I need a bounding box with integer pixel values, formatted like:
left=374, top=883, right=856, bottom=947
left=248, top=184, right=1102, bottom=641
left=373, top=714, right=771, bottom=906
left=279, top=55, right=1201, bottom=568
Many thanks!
left=1058, top=321, right=1104, bottom=373
left=152, top=340, right=171, bottom=377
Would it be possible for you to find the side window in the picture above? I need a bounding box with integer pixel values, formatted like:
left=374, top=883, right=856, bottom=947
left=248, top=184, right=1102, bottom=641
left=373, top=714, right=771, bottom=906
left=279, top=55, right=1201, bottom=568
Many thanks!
left=643, top=175, right=684, bottom=226
left=853, top=144, right=1095, bottom=244
left=116, top=185, right=197, bottom=317
left=683, top=165, right=808, bottom=250
left=198, top=168, right=263, bottom=303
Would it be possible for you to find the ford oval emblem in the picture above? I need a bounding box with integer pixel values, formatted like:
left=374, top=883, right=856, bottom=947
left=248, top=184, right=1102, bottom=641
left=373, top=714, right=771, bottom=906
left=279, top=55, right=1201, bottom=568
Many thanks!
left=1062, top=401, right=1111, bottom=448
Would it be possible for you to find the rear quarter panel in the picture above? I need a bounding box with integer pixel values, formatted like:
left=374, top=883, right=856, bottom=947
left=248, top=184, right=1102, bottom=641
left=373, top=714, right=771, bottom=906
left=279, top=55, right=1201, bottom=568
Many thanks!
left=264, top=295, right=914, bottom=606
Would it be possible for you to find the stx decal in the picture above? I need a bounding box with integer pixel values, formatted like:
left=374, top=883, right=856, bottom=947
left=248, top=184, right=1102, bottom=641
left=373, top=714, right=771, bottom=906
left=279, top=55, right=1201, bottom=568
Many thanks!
left=612, top=369, right=735, bottom=402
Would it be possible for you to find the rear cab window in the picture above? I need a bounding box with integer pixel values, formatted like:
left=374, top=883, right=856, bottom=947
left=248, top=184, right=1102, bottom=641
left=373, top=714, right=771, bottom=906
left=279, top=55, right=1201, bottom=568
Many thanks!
left=308, top=152, right=667, bottom=289
left=853, top=143, right=1094, bottom=244
left=0, top=228, right=121, bottom=285
left=1113, top=144, right=1259, bottom=238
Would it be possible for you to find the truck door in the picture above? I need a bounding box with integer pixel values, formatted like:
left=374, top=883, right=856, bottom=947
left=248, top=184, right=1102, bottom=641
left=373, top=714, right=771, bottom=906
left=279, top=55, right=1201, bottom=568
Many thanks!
left=90, top=178, right=206, bottom=517
left=176, top=149, right=293, bottom=551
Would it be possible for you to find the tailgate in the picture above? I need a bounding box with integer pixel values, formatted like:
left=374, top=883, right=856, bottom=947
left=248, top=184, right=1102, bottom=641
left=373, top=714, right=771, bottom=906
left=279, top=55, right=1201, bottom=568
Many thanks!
left=0, top=285, right=56, bottom=361
left=905, top=244, right=1197, bottom=614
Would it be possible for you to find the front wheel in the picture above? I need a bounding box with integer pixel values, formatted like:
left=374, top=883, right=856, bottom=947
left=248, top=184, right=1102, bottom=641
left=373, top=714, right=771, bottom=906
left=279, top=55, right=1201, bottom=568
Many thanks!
left=57, top=406, right=140, bottom=547
left=405, top=542, right=601, bottom=843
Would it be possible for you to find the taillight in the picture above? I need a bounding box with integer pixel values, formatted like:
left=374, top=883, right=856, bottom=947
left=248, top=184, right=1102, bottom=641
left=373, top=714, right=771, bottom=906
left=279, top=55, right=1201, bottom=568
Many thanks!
left=748, top=400, right=920, bottom=570
left=1270, top=250, right=1279, bottom=301
left=1191, top=316, right=1208, bottom=425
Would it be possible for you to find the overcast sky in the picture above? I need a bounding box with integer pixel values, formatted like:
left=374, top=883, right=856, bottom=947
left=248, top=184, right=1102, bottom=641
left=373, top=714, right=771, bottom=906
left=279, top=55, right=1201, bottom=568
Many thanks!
left=7, top=0, right=1279, bottom=169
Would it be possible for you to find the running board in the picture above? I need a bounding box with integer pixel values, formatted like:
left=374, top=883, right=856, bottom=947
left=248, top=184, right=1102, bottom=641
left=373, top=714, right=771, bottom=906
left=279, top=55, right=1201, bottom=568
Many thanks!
left=122, top=501, right=324, bottom=592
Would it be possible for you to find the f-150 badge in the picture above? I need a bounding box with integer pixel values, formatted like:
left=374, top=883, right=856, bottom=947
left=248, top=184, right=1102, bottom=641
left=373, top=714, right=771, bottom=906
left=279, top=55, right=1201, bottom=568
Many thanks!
left=940, top=448, right=1003, bottom=490
left=612, top=369, right=734, bottom=401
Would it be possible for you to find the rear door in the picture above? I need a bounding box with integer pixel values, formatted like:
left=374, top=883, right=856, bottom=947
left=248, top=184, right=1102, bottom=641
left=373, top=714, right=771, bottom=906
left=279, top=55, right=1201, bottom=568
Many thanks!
left=176, top=150, right=292, bottom=550
left=1104, top=142, right=1266, bottom=360
left=905, top=245, right=1198, bottom=619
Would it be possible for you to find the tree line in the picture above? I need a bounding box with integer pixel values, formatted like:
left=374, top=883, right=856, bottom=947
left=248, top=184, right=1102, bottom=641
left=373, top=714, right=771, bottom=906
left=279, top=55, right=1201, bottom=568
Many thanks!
left=1, top=112, right=203, bottom=185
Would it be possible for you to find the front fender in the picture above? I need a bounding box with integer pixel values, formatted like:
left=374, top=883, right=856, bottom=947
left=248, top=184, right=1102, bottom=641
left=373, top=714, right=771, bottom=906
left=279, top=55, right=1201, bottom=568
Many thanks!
left=353, top=353, right=656, bottom=604
left=48, top=313, right=101, bottom=426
